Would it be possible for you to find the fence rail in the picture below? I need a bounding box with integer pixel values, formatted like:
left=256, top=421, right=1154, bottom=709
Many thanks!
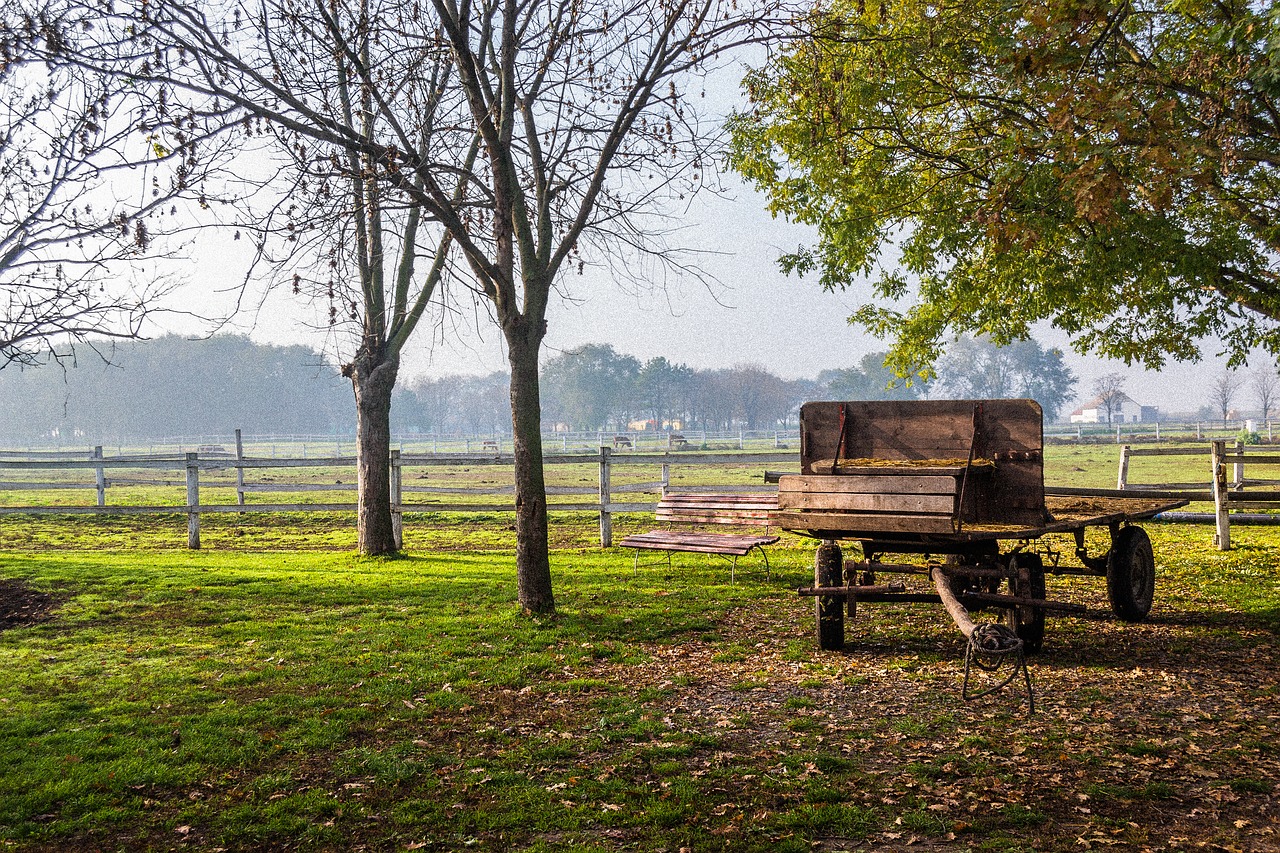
left=0, top=434, right=794, bottom=550
left=10, top=432, right=1280, bottom=552
left=4, top=418, right=1270, bottom=458
left=1112, top=440, right=1280, bottom=550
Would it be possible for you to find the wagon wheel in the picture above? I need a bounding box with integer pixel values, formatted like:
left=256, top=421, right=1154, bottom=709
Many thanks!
left=1001, top=552, right=1046, bottom=655
left=1107, top=526, right=1155, bottom=623
left=814, top=540, right=844, bottom=651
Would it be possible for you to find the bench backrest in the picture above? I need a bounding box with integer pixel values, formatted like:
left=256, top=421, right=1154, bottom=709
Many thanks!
left=657, top=493, right=777, bottom=526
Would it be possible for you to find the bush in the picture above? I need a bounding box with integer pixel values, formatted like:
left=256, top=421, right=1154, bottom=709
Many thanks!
left=1238, top=429, right=1262, bottom=445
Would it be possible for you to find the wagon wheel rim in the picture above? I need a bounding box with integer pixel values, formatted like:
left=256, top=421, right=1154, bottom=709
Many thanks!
left=1129, top=532, right=1155, bottom=612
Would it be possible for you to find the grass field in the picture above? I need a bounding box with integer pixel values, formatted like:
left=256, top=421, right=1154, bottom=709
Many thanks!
left=1, top=447, right=1279, bottom=851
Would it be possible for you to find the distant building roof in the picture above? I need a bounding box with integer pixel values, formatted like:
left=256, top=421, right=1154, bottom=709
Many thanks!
left=1070, top=392, right=1140, bottom=416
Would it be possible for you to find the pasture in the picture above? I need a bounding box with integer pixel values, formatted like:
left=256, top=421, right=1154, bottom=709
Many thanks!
left=0, top=445, right=1278, bottom=851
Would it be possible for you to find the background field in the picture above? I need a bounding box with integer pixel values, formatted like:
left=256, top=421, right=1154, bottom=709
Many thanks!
left=1, top=448, right=1278, bottom=852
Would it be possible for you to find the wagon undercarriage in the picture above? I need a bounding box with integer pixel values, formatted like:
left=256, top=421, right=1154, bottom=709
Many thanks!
left=796, top=494, right=1182, bottom=654
left=781, top=401, right=1186, bottom=656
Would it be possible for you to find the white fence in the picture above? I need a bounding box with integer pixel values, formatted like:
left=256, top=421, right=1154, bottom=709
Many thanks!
left=1072, top=441, right=1280, bottom=550
left=0, top=428, right=801, bottom=458
left=0, top=440, right=794, bottom=550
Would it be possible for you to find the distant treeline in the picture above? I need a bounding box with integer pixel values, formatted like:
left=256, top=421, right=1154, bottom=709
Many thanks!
left=0, top=336, right=351, bottom=442
left=0, top=334, right=1075, bottom=443
left=395, top=339, right=1075, bottom=434
left=392, top=346, right=922, bottom=435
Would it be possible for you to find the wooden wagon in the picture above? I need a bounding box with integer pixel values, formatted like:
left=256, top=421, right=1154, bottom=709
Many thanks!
left=779, top=400, right=1185, bottom=651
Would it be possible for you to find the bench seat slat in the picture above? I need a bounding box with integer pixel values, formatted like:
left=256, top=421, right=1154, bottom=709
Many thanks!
left=660, top=493, right=778, bottom=504
left=619, top=532, right=778, bottom=556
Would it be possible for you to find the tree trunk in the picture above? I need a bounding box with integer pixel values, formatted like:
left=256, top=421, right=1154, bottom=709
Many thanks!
left=346, top=348, right=399, bottom=556
left=507, top=324, right=555, bottom=614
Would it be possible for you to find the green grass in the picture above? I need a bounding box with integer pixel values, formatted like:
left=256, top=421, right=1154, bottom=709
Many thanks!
left=3, top=464, right=1280, bottom=850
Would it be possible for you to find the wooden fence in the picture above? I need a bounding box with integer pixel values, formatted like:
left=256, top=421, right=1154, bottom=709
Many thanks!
left=10, top=436, right=1280, bottom=552
left=1099, top=441, right=1280, bottom=550
left=0, top=438, right=793, bottom=550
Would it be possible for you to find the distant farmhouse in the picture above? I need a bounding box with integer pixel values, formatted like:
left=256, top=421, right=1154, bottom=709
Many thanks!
left=1069, top=393, right=1159, bottom=424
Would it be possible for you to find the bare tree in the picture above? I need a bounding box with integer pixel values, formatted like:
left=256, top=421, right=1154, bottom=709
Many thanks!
left=46, top=0, right=791, bottom=607
left=1209, top=370, right=1242, bottom=426
left=1, top=20, right=209, bottom=367
left=1091, top=372, right=1129, bottom=424
left=36, top=0, right=479, bottom=554
left=1251, top=365, right=1278, bottom=425
left=416, top=0, right=790, bottom=612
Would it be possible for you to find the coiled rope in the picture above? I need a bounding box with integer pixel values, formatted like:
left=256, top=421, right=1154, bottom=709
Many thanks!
left=932, top=567, right=1035, bottom=714
left=962, top=622, right=1034, bottom=713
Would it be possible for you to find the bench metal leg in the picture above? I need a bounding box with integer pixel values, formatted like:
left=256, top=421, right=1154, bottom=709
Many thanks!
left=632, top=549, right=673, bottom=576
left=722, top=546, right=771, bottom=584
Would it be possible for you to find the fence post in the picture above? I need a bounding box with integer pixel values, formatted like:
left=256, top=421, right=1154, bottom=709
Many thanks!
left=1115, top=423, right=1121, bottom=443
left=1234, top=440, right=1245, bottom=489
left=234, top=429, right=246, bottom=506
left=1196, top=422, right=1202, bottom=440
left=660, top=462, right=670, bottom=497
left=1155, top=422, right=1161, bottom=442
left=390, top=449, right=403, bottom=551
left=598, top=446, right=612, bottom=548
left=1116, top=444, right=1131, bottom=490
left=1212, top=440, right=1230, bottom=550
left=93, top=445, right=105, bottom=507
left=186, top=452, right=201, bottom=550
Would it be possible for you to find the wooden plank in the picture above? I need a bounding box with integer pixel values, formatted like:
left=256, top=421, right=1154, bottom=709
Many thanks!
left=804, top=462, right=971, bottom=477
left=801, top=399, right=1042, bottom=465
left=657, top=505, right=775, bottom=516
left=620, top=540, right=753, bottom=555
left=1223, top=454, right=1280, bottom=465
left=656, top=511, right=772, bottom=525
left=778, top=473, right=958, bottom=495
left=619, top=531, right=778, bottom=556
left=1224, top=492, right=1280, bottom=503
left=660, top=493, right=778, bottom=505
left=657, top=503, right=776, bottom=516
left=1126, top=447, right=1208, bottom=457
left=657, top=505, right=777, bottom=516
left=0, top=481, right=97, bottom=490
left=774, top=510, right=959, bottom=534
left=777, top=490, right=955, bottom=514
left=623, top=532, right=777, bottom=547
left=1046, top=486, right=1212, bottom=501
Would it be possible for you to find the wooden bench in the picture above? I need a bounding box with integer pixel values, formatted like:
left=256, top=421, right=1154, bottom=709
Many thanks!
left=618, top=493, right=779, bottom=581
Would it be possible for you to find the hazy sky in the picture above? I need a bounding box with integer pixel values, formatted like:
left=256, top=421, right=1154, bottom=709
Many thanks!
left=186, top=170, right=1238, bottom=419
left=172, top=61, right=1243, bottom=420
